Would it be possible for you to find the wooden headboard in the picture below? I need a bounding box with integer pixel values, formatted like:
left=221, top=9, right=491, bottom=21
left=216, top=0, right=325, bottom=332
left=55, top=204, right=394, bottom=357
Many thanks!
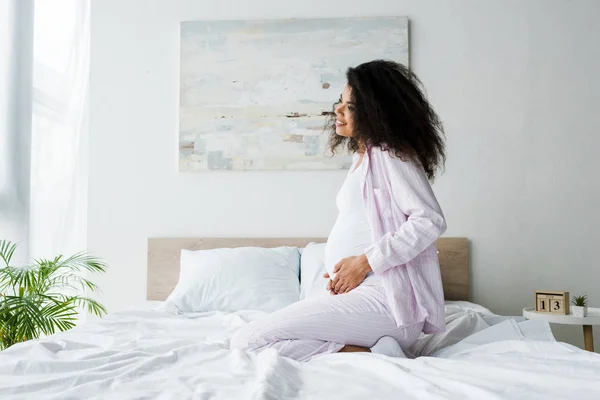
left=147, top=237, right=469, bottom=301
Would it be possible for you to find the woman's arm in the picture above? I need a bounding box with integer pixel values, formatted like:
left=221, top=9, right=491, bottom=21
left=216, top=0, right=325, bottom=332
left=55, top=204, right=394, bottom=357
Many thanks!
left=364, top=155, right=446, bottom=274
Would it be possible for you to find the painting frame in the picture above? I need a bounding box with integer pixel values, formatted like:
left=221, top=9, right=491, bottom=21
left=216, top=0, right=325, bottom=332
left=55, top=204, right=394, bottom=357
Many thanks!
left=178, top=17, right=410, bottom=172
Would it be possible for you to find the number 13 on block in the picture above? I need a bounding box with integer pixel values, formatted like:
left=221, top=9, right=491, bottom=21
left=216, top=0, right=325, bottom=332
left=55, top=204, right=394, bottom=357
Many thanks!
left=535, top=291, right=569, bottom=315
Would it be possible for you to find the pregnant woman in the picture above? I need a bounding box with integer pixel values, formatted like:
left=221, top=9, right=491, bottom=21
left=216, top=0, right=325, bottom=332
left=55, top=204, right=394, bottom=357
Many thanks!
left=231, top=60, right=447, bottom=361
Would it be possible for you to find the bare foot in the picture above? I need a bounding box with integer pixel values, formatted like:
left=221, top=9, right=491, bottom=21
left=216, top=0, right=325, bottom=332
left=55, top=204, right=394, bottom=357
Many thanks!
left=339, top=345, right=371, bottom=353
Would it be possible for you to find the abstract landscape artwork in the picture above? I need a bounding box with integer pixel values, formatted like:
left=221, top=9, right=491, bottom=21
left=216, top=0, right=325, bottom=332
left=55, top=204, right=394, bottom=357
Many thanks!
left=179, top=17, right=409, bottom=171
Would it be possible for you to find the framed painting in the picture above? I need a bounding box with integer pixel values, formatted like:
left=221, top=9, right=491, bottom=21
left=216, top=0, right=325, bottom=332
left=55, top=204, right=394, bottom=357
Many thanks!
left=179, top=17, right=409, bottom=171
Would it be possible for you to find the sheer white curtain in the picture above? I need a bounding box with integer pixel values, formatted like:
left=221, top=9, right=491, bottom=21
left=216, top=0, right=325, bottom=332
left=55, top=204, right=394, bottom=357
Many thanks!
left=0, top=0, right=34, bottom=265
left=30, top=0, right=90, bottom=259
left=0, top=0, right=89, bottom=262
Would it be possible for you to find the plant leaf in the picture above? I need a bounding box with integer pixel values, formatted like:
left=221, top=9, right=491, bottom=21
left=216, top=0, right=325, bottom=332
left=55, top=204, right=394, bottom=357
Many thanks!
left=0, top=240, right=18, bottom=268
left=1, top=245, right=108, bottom=348
left=71, top=296, right=107, bottom=316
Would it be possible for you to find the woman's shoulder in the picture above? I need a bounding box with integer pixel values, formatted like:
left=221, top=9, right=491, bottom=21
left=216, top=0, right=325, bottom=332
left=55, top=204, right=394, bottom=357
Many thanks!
left=369, top=145, right=413, bottom=165
left=369, top=145, right=427, bottom=176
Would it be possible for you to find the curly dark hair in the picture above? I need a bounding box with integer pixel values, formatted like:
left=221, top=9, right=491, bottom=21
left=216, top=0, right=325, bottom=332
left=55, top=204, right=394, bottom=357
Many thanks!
left=327, top=60, right=446, bottom=180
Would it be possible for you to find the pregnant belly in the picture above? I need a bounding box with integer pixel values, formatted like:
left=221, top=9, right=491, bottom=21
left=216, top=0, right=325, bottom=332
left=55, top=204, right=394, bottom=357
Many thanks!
left=324, top=217, right=373, bottom=279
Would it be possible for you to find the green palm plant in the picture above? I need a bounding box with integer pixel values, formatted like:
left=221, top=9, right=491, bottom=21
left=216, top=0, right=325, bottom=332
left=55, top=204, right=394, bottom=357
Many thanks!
left=0, top=240, right=107, bottom=350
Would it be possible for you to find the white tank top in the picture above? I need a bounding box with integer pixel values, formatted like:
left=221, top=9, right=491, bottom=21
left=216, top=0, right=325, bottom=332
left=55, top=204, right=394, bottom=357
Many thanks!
left=324, top=159, right=378, bottom=285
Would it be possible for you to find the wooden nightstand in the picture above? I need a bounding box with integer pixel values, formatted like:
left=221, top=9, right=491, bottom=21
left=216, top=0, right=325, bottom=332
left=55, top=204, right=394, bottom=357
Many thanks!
left=523, top=306, right=600, bottom=352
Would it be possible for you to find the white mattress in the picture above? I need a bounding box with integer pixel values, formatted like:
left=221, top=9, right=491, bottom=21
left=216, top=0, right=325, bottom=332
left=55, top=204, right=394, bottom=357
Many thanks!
left=1, top=302, right=599, bottom=399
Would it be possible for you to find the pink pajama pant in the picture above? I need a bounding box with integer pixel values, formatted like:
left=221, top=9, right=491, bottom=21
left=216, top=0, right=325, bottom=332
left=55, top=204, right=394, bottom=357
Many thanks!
left=230, top=284, right=424, bottom=362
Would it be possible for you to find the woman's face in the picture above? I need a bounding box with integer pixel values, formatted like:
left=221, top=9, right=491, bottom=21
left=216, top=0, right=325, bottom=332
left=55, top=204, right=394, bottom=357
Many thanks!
left=334, top=84, right=355, bottom=138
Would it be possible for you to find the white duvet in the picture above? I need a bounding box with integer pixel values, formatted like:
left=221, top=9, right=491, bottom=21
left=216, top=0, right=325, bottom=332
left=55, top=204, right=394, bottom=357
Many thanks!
left=1, top=304, right=600, bottom=400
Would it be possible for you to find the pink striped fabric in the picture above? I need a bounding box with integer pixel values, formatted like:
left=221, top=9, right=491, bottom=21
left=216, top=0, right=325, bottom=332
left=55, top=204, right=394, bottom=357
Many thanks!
left=230, top=284, right=424, bottom=362
left=362, top=146, right=447, bottom=334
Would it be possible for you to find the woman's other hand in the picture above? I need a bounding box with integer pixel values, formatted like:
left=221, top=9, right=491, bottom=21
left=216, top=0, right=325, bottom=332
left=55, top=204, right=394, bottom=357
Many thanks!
left=323, top=273, right=336, bottom=295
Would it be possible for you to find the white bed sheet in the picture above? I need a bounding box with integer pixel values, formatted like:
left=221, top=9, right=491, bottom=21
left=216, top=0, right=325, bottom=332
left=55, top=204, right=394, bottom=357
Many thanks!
left=408, top=301, right=529, bottom=357
left=1, top=303, right=599, bottom=399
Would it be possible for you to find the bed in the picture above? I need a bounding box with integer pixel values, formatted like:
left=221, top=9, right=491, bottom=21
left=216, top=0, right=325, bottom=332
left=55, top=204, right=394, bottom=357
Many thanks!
left=1, top=238, right=599, bottom=399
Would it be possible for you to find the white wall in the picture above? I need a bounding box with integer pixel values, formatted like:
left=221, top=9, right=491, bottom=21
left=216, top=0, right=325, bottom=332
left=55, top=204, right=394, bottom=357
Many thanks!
left=89, top=0, right=600, bottom=349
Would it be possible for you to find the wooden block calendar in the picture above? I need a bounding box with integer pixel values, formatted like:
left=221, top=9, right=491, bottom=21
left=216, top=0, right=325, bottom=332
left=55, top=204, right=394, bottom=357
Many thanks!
left=535, top=291, right=569, bottom=315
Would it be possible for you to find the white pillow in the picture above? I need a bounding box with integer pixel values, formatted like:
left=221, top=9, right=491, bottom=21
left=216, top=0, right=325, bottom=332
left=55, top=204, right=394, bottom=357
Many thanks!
left=407, top=301, right=532, bottom=357
left=165, top=246, right=301, bottom=313
left=299, top=242, right=329, bottom=300
left=407, top=306, right=490, bottom=357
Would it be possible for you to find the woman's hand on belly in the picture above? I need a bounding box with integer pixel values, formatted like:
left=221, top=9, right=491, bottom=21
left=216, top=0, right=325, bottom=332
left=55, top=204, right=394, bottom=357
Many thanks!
left=331, top=254, right=372, bottom=294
